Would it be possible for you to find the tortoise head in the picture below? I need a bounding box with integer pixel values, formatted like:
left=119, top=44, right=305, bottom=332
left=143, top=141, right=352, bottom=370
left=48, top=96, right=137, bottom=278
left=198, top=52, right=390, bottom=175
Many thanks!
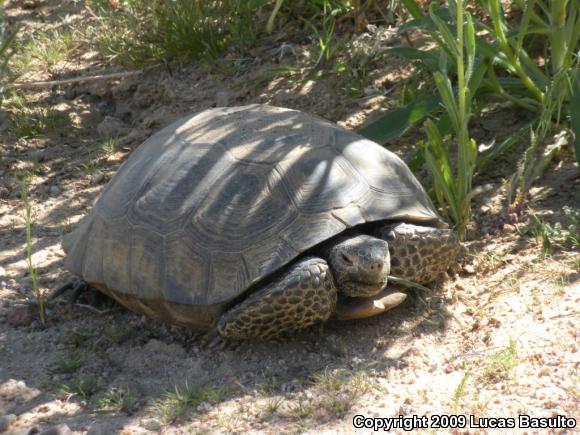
left=326, top=234, right=390, bottom=297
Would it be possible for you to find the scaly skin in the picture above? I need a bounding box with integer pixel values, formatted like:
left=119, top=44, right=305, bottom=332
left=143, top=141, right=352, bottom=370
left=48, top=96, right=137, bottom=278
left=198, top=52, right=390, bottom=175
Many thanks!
left=217, top=223, right=459, bottom=339
left=218, top=258, right=338, bottom=340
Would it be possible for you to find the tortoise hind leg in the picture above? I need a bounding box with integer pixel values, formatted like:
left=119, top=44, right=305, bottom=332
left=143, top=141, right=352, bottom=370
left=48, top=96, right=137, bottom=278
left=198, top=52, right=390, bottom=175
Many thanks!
left=218, top=257, right=337, bottom=340
left=50, top=277, right=88, bottom=305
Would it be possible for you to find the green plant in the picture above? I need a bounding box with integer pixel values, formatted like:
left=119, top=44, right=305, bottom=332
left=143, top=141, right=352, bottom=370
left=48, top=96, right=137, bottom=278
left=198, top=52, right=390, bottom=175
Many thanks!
left=59, top=376, right=99, bottom=402
left=508, top=79, right=576, bottom=212
left=31, top=29, right=76, bottom=73
left=482, top=339, right=519, bottom=383
left=5, top=92, right=67, bottom=138
left=88, top=0, right=264, bottom=66
left=303, top=1, right=341, bottom=68
left=398, top=0, right=579, bottom=112
left=51, top=352, right=84, bottom=374
left=453, top=365, right=471, bottom=412
left=286, top=396, right=313, bottom=419
left=420, top=1, right=478, bottom=240
left=154, top=382, right=229, bottom=423
left=528, top=206, right=580, bottom=255
left=16, top=172, right=45, bottom=325
left=100, top=138, right=118, bottom=154
left=79, top=158, right=101, bottom=175
left=95, top=386, right=137, bottom=414
left=259, top=397, right=284, bottom=420
left=0, top=0, right=17, bottom=99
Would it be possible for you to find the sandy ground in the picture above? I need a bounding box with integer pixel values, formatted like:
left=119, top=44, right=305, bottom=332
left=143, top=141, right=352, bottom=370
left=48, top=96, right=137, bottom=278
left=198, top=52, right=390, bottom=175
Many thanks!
left=1, top=1, right=578, bottom=434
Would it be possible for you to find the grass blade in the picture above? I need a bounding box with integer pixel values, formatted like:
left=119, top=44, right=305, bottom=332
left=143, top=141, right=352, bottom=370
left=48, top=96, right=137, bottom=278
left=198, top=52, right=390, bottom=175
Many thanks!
left=571, top=73, right=580, bottom=164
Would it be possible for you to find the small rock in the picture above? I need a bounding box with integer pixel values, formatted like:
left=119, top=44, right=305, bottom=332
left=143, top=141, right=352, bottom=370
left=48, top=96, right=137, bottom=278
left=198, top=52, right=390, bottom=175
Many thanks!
left=462, top=264, right=475, bottom=274
left=399, top=403, right=413, bottom=414
left=216, top=91, right=231, bottom=107
left=133, top=84, right=162, bottom=108
left=90, top=172, right=105, bottom=185
left=364, top=86, right=379, bottom=96
left=6, top=306, right=34, bottom=327
left=0, top=414, right=17, bottom=432
left=197, top=401, right=212, bottom=413
left=86, top=423, right=106, bottom=435
left=141, top=107, right=171, bottom=129
left=119, top=128, right=150, bottom=147
left=87, top=80, right=112, bottom=98
left=539, top=367, right=551, bottom=377
left=503, top=223, right=517, bottom=233
left=49, top=185, right=61, bottom=197
left=97, top=116, right=127, bottom=138
left=111, top=77, right=139, bottom=98
left=38, top=423, right=73, bottom=435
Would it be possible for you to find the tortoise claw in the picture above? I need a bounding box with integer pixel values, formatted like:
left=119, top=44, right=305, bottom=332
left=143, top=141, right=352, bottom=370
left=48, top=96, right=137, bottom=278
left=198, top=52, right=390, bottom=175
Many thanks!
left=50, top=277, right=88, bottom=306
left=200, top=329, right=239, bottom=351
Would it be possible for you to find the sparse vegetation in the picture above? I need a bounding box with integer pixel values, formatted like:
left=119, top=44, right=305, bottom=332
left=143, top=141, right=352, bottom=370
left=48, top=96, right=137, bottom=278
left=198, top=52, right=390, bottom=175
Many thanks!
left=154, top=382, right=230, bottom=423
left=16, top=172, right=45, bottom=325
left=453, top=366, right=471, bottom=412
left=0, top=0, right=17, bottom=99
left=95, top=386, right=138, bottom=414
left=481, top=339, right=520, bottom=383
left=86, top=0, right=264, bottom=66
left=5, top=92, right=67, bottom=138
left=58, top=376, right=100, bottom=403
left=50, top=352, right=84, bottom=375
left=529, top=206, right=580, bottom=255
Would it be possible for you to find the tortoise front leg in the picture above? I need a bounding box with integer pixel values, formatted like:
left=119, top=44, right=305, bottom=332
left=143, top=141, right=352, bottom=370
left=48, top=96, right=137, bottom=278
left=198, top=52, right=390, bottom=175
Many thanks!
left=376, top=222, right=460, bottom=284
left=218, top=257, right=337, bottom=340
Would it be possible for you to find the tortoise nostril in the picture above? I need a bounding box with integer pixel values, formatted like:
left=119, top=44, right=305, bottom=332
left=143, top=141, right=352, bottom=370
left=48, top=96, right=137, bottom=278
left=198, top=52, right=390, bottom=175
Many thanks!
left=369, top=260, right=383, bottom=272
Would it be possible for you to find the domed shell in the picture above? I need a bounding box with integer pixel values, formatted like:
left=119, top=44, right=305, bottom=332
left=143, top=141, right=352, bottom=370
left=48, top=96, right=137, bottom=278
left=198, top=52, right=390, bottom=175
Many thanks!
left=64, top=105, right=444, bottom=312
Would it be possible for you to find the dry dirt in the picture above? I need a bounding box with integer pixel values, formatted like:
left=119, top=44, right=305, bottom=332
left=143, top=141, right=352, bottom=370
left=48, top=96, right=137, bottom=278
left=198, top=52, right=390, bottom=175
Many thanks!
left=1, top=1, right=579, bottom=434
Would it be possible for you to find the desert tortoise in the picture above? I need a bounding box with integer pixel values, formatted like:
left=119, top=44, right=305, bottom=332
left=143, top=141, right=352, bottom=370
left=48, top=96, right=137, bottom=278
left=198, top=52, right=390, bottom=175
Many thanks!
left=59, top=105, right=459, bottom=339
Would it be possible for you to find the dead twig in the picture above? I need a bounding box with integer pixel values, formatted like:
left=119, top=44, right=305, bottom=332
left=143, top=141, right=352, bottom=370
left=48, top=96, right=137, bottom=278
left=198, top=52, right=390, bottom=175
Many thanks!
left=9, top=64, right=162, bottom=89
left=548, top=311, right=580, bottom=320
left=74, top=303, right=115, bottom=315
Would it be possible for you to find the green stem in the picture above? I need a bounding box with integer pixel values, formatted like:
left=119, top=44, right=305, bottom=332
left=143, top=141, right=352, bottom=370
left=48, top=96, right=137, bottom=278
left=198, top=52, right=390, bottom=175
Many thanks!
left=489, top=0, right=545, bottom=103
left=550, top=0, right=568, bottom=74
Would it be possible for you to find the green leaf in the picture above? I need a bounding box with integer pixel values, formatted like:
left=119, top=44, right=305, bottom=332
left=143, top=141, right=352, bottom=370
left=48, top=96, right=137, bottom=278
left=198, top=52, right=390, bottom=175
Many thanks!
left=468, top=58, right=488, bottom=94
left=465, top=13, right=476, bottom=83
left=385, top=47, right=441, bottom=72
left=400, top=0, right=424, bottom=19
left=399, top=7, right=452, bottom=33
left=434, top=72, right=460, bottom=133
left=476, top=123, right=531, bottom=170
left=571, top=73, right=580, bottom=164
left=429, top=4, right=460, bottom=57
left=356, top=94, right=442, bottom=145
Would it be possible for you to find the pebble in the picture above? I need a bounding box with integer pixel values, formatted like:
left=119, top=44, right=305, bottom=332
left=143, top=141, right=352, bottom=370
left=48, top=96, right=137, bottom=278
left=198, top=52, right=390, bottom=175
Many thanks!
left=38, top=424, right=73, bottom=435
left=97, top=116, right=126, bottom=138
left=6, top=306, right=34, bottom=327
left=49, top=185, right=61, bottom=197
left=0, top=414, right=16, bottom=432
left=462, top=264, right=475, bottom=274
left=197, top=401, right=212, bottom=413
left=90, top=172, right=105, bottom=185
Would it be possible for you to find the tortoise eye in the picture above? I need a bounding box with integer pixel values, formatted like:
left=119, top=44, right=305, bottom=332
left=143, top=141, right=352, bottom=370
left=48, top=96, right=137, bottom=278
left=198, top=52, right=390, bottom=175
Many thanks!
left=341, top=252, right=353, bottom=265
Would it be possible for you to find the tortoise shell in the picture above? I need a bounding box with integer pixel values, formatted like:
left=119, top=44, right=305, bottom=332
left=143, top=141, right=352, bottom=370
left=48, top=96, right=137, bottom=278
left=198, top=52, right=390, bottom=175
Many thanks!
left=64, top=105, right=444, bottom=328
